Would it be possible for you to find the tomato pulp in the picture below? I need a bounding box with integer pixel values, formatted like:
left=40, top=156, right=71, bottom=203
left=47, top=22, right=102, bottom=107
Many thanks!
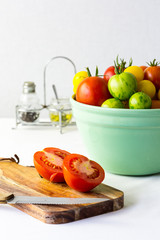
left=34, top=147, right=70, bottom=182
left=63, top=154, right=105, bottom=192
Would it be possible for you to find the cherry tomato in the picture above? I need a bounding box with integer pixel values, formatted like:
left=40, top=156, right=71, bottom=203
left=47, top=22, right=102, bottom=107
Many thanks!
left=76, top=76, right=111, bottom=106
left=104, top=66, right=116, bottom=82
left=122, top=100, right=129, bottom=109
left=144, top=66, right=160, bottom=90
left=124, top=66, right=144, bottom=82
left=129, top=92, right=151, bottom=109
left=34, top=147, right=70, bottom=183
left=140, top=66, right=147, bottom=71
left=157, top=89, right=160, bottom=100
left=101, top=98, right=125, bottom=108
left=151, top=100, right=160, bottom=109
left=137, top=80, right=156, bottom=99
left=108, top=72, right=137, bottom=100
left=73, top=71, right=88, bottom=93
left=63, top=154, right=105, bottom=192
left=104, top=56, right=132, bottom=82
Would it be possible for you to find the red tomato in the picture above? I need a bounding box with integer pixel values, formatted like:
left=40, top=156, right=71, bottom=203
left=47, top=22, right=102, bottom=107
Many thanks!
left=144, top=66, right=160, bottom=90
left=140, top=66, right=147, bottom=71
left=104, top=66, right=116, bottom=82
left=76, top=76, right=111, bottom=106
left=34, top=147, right=70, bottom=183
left=63, top=154, right=105, bottom=192
left=151, top=100, right=160, bottom=109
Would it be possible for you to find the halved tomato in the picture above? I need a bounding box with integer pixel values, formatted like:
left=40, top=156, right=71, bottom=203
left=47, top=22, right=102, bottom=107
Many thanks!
left=34, top=147, right=70, bottom=182
left=62, top=154, right=105, bottom=192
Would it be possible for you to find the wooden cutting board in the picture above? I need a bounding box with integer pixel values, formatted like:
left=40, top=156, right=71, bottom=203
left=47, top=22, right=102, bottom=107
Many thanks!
left=0, top=161, right=124, bottom=224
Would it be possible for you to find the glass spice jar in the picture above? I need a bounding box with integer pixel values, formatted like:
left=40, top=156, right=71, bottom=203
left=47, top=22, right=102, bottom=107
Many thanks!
left=48, top=98, right=72, bottom=127
left=17, top=82, right=41, bottom=123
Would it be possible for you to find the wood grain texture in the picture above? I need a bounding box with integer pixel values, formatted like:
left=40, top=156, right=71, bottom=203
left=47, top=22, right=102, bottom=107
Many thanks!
left=0, top=162, right=124, bottom=224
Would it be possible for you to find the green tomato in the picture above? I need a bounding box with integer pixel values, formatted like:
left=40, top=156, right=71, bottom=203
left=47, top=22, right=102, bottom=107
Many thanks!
left=101, top=98, right=125, bottom=108
left=129, top=92, right=151, bottom=109
left=108, top=72, right=137, bottom=100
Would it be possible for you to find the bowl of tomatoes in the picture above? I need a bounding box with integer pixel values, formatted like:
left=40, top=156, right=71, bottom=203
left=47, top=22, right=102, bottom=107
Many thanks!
left=71, top=59, right=160, bottom=176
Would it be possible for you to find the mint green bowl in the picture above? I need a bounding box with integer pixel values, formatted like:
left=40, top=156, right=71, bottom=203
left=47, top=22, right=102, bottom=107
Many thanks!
left=71, top=96, right=160, bottom=175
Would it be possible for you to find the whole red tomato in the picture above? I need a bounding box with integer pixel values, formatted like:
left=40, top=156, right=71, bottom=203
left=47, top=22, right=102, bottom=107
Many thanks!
left=144, top=59, right=160, bottom=89
left=34, top=147, right=70, bottom=183
left=76, top=76, right=111, bottom=106
left=104, top=56, right=132, bottom=82
left=140, top=66, right=147, bottom=72
left=104, top=66, right=115, bottom=82
left=63, top=154, right=105, bottom=192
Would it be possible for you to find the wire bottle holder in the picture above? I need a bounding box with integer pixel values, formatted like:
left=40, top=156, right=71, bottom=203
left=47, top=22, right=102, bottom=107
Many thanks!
left=15, top=56, right=77, bottom=133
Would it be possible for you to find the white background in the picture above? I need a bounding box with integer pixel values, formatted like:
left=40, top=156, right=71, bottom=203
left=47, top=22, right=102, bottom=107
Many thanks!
left=0, top=0, right=160, bottom=117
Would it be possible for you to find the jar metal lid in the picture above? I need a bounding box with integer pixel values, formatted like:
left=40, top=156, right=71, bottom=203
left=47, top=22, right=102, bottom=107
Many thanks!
left=23, top=82, right=36, bottom=93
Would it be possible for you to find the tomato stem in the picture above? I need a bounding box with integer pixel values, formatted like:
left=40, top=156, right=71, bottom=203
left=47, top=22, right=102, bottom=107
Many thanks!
left=128, top=58, right=133, bottom=67
left=86, top=67, right=92, bottom=77
left=146, top=59, right=160, bottom=66
left=86, top=66, right=99, bottom=77
left=114, top=56, right=125, bottom=74
left=114, top=55, right=132, bottom=74
left=95, top=66, right=99, bottom=76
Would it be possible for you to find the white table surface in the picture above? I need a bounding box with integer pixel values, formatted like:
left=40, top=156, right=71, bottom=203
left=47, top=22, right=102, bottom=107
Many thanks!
left=0, top=118, right=159, bottom=240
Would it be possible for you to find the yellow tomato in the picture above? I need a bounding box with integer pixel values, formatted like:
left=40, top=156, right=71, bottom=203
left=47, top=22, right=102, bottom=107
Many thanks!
left=73, top=71, right=88, bottom=93
left=137, top=80, right=156, bottom=99
left=124, top=66, right=144, bottom=82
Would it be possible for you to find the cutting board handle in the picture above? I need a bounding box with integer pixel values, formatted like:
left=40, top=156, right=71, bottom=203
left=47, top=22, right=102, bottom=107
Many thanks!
left=0, top=155, right=19, bottom=164
left=0, top=192, right=14, bottom=204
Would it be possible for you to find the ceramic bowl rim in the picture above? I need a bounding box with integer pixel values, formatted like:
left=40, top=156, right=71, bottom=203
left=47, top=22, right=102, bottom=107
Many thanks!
left=70, top=95, right=160, bottom=117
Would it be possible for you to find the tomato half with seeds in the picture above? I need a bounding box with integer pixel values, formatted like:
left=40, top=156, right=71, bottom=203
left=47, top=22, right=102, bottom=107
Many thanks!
left=63, top=154, right=105, bottom=192
left=34, top=147, right=70, bottom=183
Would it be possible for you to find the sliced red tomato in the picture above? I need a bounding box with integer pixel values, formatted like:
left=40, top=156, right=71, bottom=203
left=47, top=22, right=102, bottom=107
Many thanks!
left=34, top=147, right=70, bottom=183
left=62, top=154, right=105, bottom=192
